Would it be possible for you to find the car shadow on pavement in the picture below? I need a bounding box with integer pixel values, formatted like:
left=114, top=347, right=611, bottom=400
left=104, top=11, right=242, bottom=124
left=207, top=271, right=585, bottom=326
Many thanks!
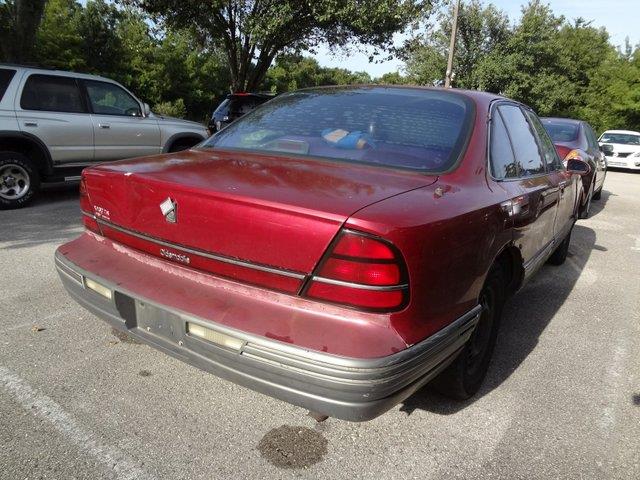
left=588, top=188, right=613, bottom=218
left=0, top=184, right=82, bottom=250
left=400, top=222, right=597, bottom=416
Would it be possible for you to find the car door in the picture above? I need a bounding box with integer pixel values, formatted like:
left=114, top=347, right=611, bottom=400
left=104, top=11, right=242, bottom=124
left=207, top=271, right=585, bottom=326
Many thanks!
left=82, top=79, right=161, bottom=162
left=495, top=104, right=558, bottom=277
left=16, top=73, right=94, bottom=164
left=525, top=109, right=576, bottom=240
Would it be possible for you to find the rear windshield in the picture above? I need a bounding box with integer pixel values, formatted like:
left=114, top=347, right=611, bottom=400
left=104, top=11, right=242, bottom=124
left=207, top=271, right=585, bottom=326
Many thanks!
left=541, top=119, right=579, bottom=142
left=599, top=132, right=640, bottom=145
left=0, top=69, right=16, bottom=101
left=201, top=87, right=474, bottom=172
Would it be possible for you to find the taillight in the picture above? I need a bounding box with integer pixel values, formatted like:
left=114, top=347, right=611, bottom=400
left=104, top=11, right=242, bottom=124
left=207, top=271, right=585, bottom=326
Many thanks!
left=79, top=175, right=101, bottom=234
left=564, top=149, right=584, bottom=161
left=303, top=230, right=409, bottom=312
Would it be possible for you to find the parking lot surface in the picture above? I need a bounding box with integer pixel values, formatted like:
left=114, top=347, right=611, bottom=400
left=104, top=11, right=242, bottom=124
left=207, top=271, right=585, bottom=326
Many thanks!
left=1, top=171, right=639, bottom=479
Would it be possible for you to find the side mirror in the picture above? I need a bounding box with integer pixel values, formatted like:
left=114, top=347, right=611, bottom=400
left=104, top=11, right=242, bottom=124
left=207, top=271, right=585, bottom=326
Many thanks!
left=566, top=158, right=591, bottom=176
left=143, top=103, right=151, bottom=117
left=600, top=143, right=614, bottom=155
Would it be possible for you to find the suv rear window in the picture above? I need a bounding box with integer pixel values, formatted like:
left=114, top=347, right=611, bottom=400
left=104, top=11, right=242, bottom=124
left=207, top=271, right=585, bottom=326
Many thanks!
left=0, top=69, right=16, bottom=101
left=203, top=87, right=473, bottom=172
left=20, top=74, right=86, bottom=113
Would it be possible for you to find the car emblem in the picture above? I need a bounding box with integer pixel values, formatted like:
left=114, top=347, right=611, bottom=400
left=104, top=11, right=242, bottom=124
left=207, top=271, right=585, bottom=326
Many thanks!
left=612, top=152, right=618, bottom=157
left=159, top=197, right=177, bottom=223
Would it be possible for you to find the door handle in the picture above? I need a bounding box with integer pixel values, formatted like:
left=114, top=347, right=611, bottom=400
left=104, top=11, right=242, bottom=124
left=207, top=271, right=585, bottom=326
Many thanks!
left=500, top=195, right=529, bottom=217
left=99, top=123, right=110, bottom=129
left=24, top=122, right=38, bottom=127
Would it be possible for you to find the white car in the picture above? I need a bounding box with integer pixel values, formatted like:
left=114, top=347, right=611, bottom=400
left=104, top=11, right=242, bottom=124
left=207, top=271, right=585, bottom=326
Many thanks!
left=598, top=130, right=640, bottom=170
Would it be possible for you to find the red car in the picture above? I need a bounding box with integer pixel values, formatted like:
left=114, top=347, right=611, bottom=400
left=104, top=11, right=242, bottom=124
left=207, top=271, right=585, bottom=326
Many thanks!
left=541, top=117, right=608, bottom=218
left=56, top=86, right=589, bottom=421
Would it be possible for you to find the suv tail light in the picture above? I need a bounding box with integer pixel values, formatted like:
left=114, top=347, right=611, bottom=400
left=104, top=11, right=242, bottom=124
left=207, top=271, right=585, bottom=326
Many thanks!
left=79, top=175, right=100, bottom=234
left=303, top=230, right=409, bottom=312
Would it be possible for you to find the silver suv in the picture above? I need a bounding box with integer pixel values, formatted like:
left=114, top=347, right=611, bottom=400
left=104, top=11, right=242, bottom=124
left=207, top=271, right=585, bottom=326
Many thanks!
left=0, top=65, right=209, bottom=209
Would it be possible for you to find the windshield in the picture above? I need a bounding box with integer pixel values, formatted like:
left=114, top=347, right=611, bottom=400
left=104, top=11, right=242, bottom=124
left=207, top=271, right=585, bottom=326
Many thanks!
left=599, top=132, right=640, bottom=145
left=541, top=119, right=579, bottom=142
left=201, top=87, right=474, bottom=172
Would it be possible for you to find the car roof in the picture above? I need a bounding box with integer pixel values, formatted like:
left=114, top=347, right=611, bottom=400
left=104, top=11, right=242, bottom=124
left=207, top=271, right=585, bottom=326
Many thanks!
left=601, top=129, right=640, bottom=135
left=291, top=84, right=507, bottom=111
left=540, top=117, right=582, bottom=125
left=228, top=92, right=276, bottom=99
left=0, top=63, right=118, bottom=83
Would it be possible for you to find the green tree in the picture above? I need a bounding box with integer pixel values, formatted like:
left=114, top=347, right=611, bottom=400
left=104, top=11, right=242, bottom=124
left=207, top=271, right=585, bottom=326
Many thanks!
left=0, top=0, right=48, bottom=62
left=403, top=0, right=511, bottom=87
left=580, top=47, right=640, bottom=132
left=264, top=54, right=372, bottom=93
left=130, top=0, right=433, bottom=91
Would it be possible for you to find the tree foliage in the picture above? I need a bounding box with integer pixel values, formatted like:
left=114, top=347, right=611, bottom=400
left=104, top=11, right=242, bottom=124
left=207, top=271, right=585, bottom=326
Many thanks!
left=263, top=54, right=371, bottom=93
left=129, top=0, right=433, bottom=91
left=402, top=0, right=639, bottom=132
left=1, top=0, right=639, bottom=133
left=0, top=0, right=48, bottom=62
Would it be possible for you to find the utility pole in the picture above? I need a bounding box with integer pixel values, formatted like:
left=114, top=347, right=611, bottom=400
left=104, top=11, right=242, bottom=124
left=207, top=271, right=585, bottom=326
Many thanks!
left=444, top=0, right=461, bottom=88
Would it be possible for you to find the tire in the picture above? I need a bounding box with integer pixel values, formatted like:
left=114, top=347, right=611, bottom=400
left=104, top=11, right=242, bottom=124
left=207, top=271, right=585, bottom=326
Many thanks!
left=592, top=188, right=602, bottom=201
left=0, top=152, right=40, bottom=210
left=432, top=265, right=506, bottom=400
left=579, top=178, right=594, bottom=219
left=547, top=225, right=572, bottom=266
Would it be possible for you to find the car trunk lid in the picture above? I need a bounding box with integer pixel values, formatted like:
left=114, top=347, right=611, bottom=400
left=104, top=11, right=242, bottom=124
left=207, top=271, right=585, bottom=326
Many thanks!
left=83, top=149, right=436, bottom=291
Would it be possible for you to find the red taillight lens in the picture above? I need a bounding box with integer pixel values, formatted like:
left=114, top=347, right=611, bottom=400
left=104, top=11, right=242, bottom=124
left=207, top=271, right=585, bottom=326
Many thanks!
left=319, top=257, right=400, bottom=286
left=306, top=282, right=405, bottom=310
left=331, top=234, right=395, bottom=259
left=79, top=176, right=101, bottom=234
left=304, top=230, right=408, bottom=312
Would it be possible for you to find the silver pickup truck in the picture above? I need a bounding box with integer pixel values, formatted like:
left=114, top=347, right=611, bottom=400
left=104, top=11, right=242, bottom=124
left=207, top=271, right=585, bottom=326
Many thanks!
left=0, top=64, right=209, bottom=209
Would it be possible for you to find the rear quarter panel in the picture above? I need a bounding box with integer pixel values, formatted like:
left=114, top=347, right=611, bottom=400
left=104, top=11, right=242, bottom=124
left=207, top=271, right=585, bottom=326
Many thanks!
left=347, top=96, right=514, bottom=345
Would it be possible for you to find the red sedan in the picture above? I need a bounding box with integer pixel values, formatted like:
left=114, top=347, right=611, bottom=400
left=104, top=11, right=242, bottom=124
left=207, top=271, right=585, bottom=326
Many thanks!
left=56, top=86, right=589, bottom=421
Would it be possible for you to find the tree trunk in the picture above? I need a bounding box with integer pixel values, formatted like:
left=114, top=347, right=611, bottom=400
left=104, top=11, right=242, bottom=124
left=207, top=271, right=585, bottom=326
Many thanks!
left=1, top=0, right=47, bottom=63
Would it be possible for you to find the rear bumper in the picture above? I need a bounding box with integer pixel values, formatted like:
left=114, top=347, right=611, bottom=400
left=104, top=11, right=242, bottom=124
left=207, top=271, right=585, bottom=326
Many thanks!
left=56, top=250, right=480, bottom=422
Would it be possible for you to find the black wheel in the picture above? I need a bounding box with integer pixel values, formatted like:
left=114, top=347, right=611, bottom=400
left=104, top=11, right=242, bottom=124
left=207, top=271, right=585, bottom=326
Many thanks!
left=432, top=265, right=505, bottom=400
left=592, top=188, right=602, bottom=200
left=547, top=226, right=572, bottom=266
left=579, top=178, right=594, bottom=219
left=0, top=152, right=40, bottom=210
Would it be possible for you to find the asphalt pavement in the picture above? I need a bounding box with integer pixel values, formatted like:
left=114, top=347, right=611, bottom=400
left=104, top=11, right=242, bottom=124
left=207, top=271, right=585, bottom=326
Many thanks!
left=1, top=172, right=639, bottom=479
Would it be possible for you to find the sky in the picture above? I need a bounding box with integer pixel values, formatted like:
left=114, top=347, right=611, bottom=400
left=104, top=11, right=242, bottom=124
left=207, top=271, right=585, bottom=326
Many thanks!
left=312, top=0, right=640, bottom=78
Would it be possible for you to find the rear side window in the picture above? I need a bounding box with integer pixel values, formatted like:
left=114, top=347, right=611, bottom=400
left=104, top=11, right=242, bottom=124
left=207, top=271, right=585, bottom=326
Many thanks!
left=524, top=110, right=562, bottom=171
left=490, top=110, right=520, bottom=179
left=203, top=87, right=474, bottom=172
left=0, top=69, right=16, bottom=101
left=21, top=74, right=86, bottom=113
left=498, top=105, right=545, bottom=176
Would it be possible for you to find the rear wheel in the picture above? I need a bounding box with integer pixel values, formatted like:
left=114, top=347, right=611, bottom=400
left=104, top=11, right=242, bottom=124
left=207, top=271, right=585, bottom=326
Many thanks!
left=547, top=226, right=572, bottom=266
left=0, top=152, right=40, bottom=210
left=432, top=265, right=505, bottom=400
left=592, top=187, right=602, bottom=200
left=579, top=178, right=594, bottom=219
